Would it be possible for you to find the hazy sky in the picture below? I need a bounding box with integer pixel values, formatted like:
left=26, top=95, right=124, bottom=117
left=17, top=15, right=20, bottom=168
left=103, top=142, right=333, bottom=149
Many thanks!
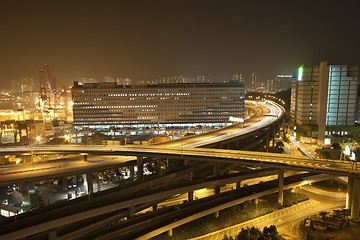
left=1, top=0, right=360, bottom=89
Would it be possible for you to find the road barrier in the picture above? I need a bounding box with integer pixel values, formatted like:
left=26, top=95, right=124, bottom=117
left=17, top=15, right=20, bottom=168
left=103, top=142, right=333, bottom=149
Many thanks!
left=188, top=200, right=315, bottom=240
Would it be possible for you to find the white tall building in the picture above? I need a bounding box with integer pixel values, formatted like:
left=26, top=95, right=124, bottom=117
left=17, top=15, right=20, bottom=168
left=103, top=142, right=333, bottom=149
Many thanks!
left=291, top=61, right=360, bottom=145
left=326, top=65, right=359, bottom=126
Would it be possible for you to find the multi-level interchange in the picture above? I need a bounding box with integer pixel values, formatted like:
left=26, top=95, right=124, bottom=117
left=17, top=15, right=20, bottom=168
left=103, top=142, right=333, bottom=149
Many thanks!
left=1, top=63, right=360, bottom=239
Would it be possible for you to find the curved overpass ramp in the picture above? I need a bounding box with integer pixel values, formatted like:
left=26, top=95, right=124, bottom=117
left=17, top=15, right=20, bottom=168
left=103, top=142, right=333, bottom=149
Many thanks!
left=162, top=100, right=284, bottom=148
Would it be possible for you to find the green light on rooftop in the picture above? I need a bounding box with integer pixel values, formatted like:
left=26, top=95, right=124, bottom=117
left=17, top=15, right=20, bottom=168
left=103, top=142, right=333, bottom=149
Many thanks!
left=298, top=67, right=303, bottom=81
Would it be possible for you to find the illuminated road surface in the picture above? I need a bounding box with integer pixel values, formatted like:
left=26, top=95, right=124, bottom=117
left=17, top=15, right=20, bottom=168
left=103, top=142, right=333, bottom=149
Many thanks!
left=277, top=185, right=346, bottom=240
left=289, top=136, right=314, bottom=158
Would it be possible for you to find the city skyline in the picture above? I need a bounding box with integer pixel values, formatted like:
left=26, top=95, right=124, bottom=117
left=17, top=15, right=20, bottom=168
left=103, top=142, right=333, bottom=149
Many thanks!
left=1, top=0, right=360, bottom=89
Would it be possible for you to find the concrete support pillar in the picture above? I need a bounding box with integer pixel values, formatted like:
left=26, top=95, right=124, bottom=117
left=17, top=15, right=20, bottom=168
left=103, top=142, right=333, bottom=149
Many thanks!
left=156, top=159, right=161, bottom=173
left=166, top=158, right=171, bottom=168
left=214, top=163, right=221, bottom=195
left=266, top=131, right=270, bottom=152
left=167, top=229, right=173, bottom=237
left=129, top=165, right=135, bottom=179
left=214, top=211, right=219, bottom=218
left=272, top=129, right=276, bottom=147
left=213, top=163, right=220, bottom=177
left=137, top=156, right=143, bottom=179
left=188, top=171, right=193, bottom=181
left=28, top=181, right=35, bottom=192
left=96, top=178, right=101, bottom=192
left=351, top=177, right=360, bottom=219
left=188, top=191, right=194, bottom=202
left=84, top=173, right=93, bottom=195
left=20, top=182, right=31, bottom=206
left=152, top=204, right=157, bottom=212
left=236, top=181, right=241, bottom=190
left=346, top=177, right=354, bottom=210
left=184, top=159, right=190, bottom=166
left=214, top=186, right=220, bottom=195
left=254, top=198, right=259, bottom=205
left=128, top=205, right=135, bottom=218
left=278, top=169, right=284, bottom=205
left=48, top=229, right=57, bottom=240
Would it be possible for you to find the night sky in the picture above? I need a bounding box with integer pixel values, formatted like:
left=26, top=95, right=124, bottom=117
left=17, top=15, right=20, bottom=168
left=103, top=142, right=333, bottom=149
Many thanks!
left=1, top=0, right=359, bottom=89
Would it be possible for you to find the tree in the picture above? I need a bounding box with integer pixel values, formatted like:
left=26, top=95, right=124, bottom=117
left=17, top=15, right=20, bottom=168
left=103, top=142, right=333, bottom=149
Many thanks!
left=227, top=226, right=284, bottom=240
left=81, top=132, right=105, bottom=145
left=91, top=132, right=105, bottom=145
left=81, top=135, right=91, bottom=145
left=249, top=226, right=261, bottom=240
left=236, top=228, right=250, bottom=240
left=263, top=225, right=279, bottom=239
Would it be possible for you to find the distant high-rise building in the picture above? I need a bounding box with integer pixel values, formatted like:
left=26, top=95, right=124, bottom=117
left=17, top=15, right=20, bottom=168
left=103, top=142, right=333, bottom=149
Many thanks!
left=11, top=77, right=35, bottom=93
left=290, top=61, right=360, bottom=145
left=267, top=75, right=293, bottom=92
left=266, top=79, right=274, bottom=92
left=104, top=76, right=115, bottom=82
left=276, top=75, right=293, bottom=91
left=195, top=75, right=206, bottom=83
left=232, top=74, right=244, bottom=82
left=116, top=77, right=132, bottom=86
left=233, top=73, right=255, bottom=92
left=155, top=75, right=208, bottom=85
left=80, top=77, right=98, bottom=84
left=251, top=73, right=257, bottom=91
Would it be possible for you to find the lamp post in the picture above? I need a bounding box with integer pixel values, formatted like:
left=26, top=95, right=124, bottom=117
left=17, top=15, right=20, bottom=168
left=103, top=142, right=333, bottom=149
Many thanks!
left=36, top=136, right=41, bottom=145
left=64, top=135, right=70, bottom=144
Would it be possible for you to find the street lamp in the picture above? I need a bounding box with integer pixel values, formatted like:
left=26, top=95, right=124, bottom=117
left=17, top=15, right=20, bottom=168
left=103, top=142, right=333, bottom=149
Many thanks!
left=64, top=135, right=70, bottom=144
left=36, top=136, right=41, bottom=145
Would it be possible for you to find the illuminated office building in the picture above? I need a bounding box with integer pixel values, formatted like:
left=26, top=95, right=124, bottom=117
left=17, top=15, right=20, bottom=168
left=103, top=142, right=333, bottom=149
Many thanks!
left=291, top=61, right=360, bottom=145
left=71, top=81, right=245, bottom=130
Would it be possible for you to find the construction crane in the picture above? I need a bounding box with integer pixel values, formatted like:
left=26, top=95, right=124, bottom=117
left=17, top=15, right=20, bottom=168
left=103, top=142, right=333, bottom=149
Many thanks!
left=45, top=64, right=56, bottom=93
left=37, top=64, right=71, bottom=121
left=37, top=69, right=49, bottom=113
left=44, top=64, right=61, bottom=118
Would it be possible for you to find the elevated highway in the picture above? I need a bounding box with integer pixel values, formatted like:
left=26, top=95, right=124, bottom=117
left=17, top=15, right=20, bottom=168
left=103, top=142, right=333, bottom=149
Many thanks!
left=0, top=100, right=285, bottom=185
left=0, top=170, right=331, bottom=240
left=3, top=100, right=359, bottom=239
left=0, top=144, right=356, bottom=185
